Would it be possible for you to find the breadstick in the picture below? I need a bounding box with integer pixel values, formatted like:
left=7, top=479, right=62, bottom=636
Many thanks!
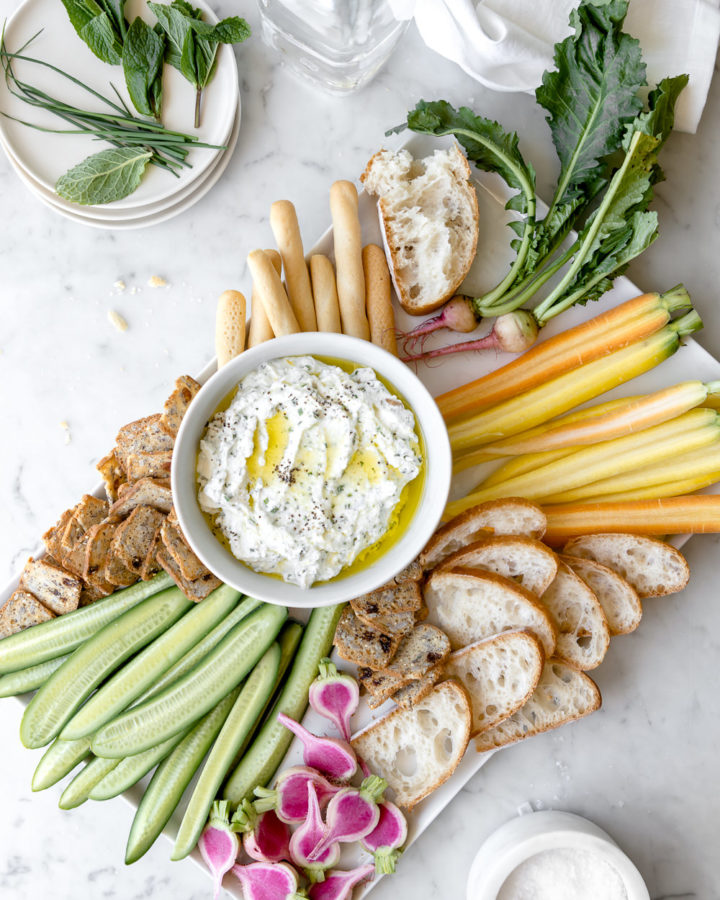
left=362, top=244, right=397, bottom=356
left=215, top=290, right=246, bottom=368
left=247, top=250, right=300, bottom=337
left=248, top=248, right=281, bottom=347
left=270, top=200, right=317, bottom=332
left=330, top=180, right=370, bottom=340
left=309, top=255, right=342, bottom=334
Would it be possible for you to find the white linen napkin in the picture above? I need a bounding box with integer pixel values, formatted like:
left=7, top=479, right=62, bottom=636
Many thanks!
left=408, top=0, right=720, bottom=133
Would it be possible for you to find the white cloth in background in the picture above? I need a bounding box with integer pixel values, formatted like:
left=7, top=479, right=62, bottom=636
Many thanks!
left=407, top=0, right=720, bottom=133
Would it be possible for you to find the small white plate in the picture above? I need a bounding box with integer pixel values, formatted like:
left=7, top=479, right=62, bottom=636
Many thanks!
left=1, top=102, right=240, bottom=229
left=0, top=0, right=238, bottom=209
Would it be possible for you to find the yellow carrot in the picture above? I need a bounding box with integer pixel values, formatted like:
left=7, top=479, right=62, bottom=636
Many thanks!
left=437, top=286, right=691, bottom=422
left=569, top=472, right=720, bottom=503
left=448, top=311, right=702, bottom=454
left=467, top=380, right=720, bottom=459
left=453, top=397, right=636, bottom=472
left=542, top=495, right=720, bottom=545
left=480, top=448, right=576, bottom=487
left=542, top=442, right=720, bottom=503
left=445, top=408, right=720, bottom=518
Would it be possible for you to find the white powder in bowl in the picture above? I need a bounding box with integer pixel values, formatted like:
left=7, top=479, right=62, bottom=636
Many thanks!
left=497, top=847, right=628, bottom=900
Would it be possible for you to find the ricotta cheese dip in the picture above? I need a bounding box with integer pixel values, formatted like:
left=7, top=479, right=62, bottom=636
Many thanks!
left=197, top=356, right=422, bottom=588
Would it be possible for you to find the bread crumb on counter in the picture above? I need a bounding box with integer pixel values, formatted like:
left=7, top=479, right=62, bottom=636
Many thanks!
left=147, top=275, right=168, bottom=288
left=108, top=309, right=128, bottom=332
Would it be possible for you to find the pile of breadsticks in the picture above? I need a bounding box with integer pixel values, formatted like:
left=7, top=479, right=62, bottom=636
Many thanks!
left=215, top=180, right=398, bottom=369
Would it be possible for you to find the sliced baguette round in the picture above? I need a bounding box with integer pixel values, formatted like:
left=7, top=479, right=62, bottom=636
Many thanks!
left=562, top=533, right=689, bottom=598
left=539, top=561, right=610, bottom=671
left=474, top=658, right=601, bottom=753
left=420, top=499, right=546, bottom=571
left=561, top=554, right=642, bottom=635
left=445, top=631, right=544, bottom=738
left=351, top=680, right=471, bottom=810
left=423, top=569, right=557, bottom=657
left=438, top=534, right=558, bottom=596
left=361, top=145, right=479, bottom=315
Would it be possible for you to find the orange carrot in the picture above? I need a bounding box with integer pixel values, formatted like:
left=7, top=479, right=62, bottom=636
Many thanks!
left=542, top=495, right=720, bottom=545
left=437, top=286, right=691, bottom=422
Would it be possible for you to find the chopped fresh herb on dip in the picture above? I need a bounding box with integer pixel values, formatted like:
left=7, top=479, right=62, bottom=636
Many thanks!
left=197, top=356, right=422, bottom=588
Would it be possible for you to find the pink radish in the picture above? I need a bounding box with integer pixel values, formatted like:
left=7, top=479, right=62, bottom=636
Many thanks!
left=198, top=800, right=241, bottom=899
left=254, top=766, right=342, bottom=824
left=308, top=658, right=359, bottom=742
left=233, top=800, right=291, bottom=864
left=308, top=776, right=386, bottom=861
left=277, top=713, right=356, bottom=781
left=289, top=782, right=340, bottom=883
left=398, top=295, right=477, bottom=352
left=361, top=800, right=408, bottom=874
left=401, top=310, right=539, bottom=362
left=231, top=861, right=306, bottom=900
left=307, top=864, right=376, bottom=900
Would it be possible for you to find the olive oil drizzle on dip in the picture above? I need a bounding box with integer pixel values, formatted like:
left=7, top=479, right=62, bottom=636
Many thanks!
left=197, top=356, right=424, bottom=588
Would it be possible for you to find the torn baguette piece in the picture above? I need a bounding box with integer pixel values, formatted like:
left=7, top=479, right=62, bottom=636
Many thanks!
left=421, top=498, right=546, bottom=570
left=539, top=561, right=610, bottom=671
left=352, top=680, right=472, bottom=810
left=423, top=568, right=556, bottom=657
left=474, top=659, right=601, bottom=753
left=438, top=534, right=558, bottom=597
left=361, top=145, right=479, bottom=315
left=561, top=554, right=642, bottom=635
left=562, top=533, right=689, bottom=598
left=444, top=631, right=544, bottom=737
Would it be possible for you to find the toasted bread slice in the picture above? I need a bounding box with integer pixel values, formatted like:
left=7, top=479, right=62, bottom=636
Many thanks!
left=354, top=607, right=416, bottom=638
left=424, top=569, right=556, bottom=657
left=19, top=558, right=81, bottom=615
left=561, top=555, right=642, bottom=636
left=358, top=667, right=410, bottom=708
left=115, top=414, right=174, bottom=468
left=83, top=521, right=117, bottom=582
left=160, top=519, right=207, bottom=582
left=97, top=451, right=126, bottom=502
left=42, top=509, right=73, bottom=561
left=391, top=666, right=444, bottom=710
left=139, top=524, right=163, bottom=581
left=351, top=581, right=422, bottom=619
left=112, top=506, right=165, bottom=575
left=439, top=534, right=558, bottom=596
left=375, top=559, right=424, bottom=589
left=352, top=680, right=472, bottom=810
left=421, top=499, right=546, bottom=570
left=334, top=606, right=401, bottom=669
left=361, top=145, right=479, bottom=315
left=156, top=548, right=220, bottom=602
left=160, top=375, right=201, bottom=438
left=0, top=590, right=55, bottom=637
left=445, top=631, right=544, bottom=737
left=562, top=534, right=689, bottom=598
left=74, top=495, right=109, bottom=532
left=378, top=624, right=451, bottom=679
left=108, top=478, right=173, bottom=518
left=539, top=562, right=610, bottom=671
left=126, top=450, right=173, bottom=482
left=474, top=659, right=601, bottom=753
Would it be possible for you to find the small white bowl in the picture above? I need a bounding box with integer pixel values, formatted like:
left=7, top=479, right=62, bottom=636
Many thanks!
left=467, top=810, right=650, bottom=900
left=172, top=333, right=451, bottom=609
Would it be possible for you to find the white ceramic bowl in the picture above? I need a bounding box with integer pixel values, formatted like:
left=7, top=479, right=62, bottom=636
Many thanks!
left=466, top=810, right=650, bottom=900
left=172, top=333, right=451, bottom=608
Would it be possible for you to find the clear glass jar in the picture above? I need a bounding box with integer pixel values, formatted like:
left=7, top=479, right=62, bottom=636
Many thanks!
left=258, top=0, right=410, bottom=93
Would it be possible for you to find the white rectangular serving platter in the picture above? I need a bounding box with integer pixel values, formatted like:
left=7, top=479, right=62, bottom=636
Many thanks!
left=4, top=131, right=720, bottom=896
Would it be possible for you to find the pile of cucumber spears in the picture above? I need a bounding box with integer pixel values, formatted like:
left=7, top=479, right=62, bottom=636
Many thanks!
left=0, top=573, right=343, bottom=864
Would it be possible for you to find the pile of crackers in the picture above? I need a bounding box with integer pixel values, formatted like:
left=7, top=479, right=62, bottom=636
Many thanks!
left=0, top=375, right=220, bottom=638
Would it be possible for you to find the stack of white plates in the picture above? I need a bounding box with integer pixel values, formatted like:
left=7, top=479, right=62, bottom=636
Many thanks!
left=0, top=0, right=240, bottom=229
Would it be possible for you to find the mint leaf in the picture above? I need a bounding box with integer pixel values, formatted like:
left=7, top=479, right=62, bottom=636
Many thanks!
left=190, top=16, right=251, bottom=44
left=56, top=148, right=152, bottom=205
left=60, top=0, right=104, bottom=37
left=123, top=17, right=165, bottom=119
left=80, top=12, right=124, bottom=64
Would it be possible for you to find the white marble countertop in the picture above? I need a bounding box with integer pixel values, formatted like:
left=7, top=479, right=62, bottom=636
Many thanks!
left=1, top=3, right=719, bottom=898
